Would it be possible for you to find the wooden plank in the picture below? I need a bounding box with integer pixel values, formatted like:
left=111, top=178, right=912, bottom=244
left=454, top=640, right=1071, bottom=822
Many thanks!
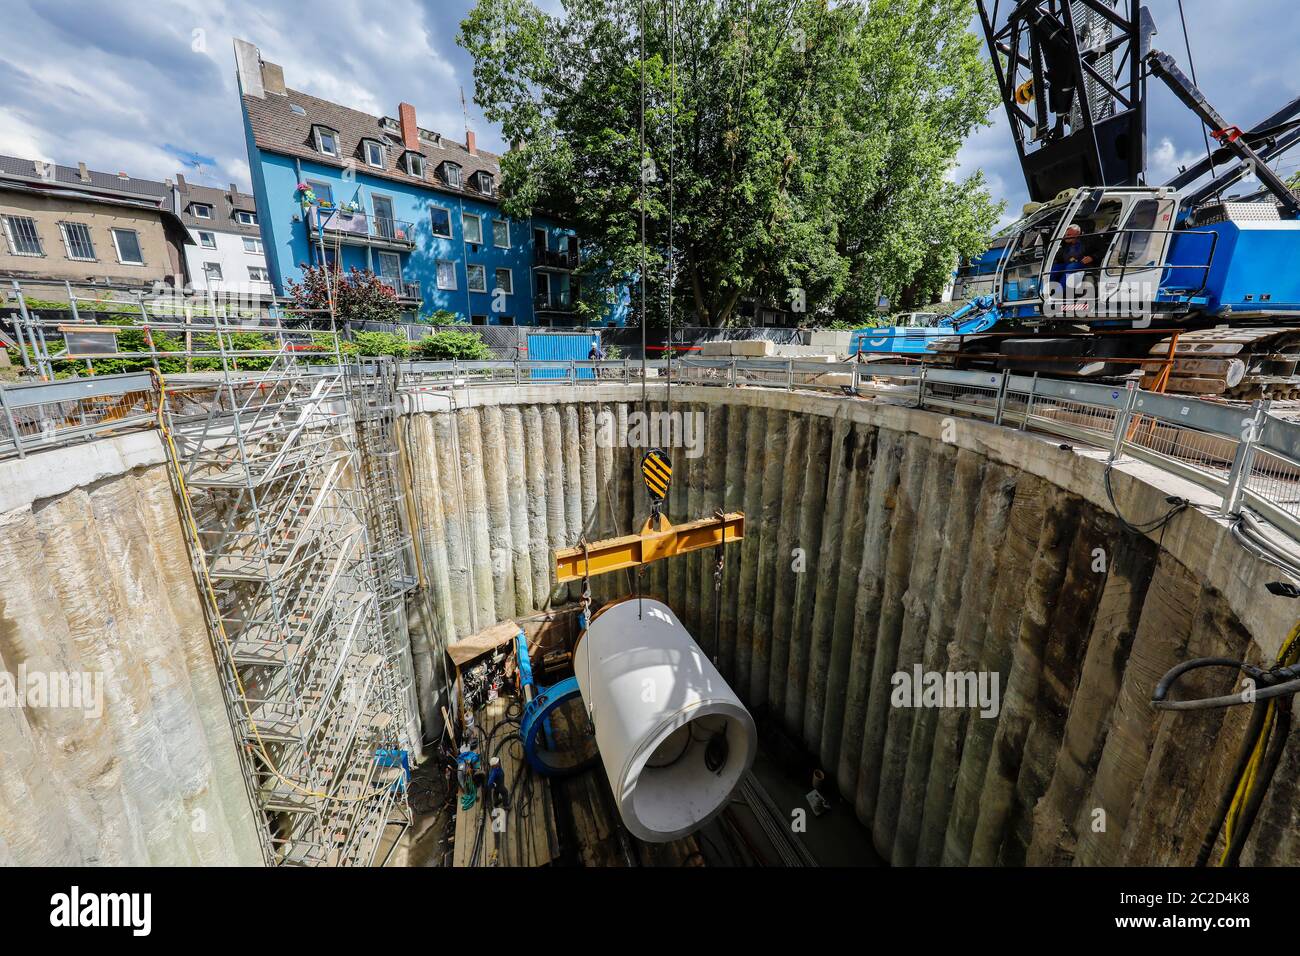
left=448, top=620, right=521, bottom=667
left=452, top=694, right=558, bottom=867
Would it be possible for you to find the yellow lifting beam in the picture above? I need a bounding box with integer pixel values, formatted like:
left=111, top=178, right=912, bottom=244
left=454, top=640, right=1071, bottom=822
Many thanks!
left=554, top=512, right=745, bottom=584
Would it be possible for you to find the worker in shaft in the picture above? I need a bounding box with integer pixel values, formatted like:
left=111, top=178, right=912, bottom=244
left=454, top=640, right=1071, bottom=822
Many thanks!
left=485, top=756, right=510, bottom=811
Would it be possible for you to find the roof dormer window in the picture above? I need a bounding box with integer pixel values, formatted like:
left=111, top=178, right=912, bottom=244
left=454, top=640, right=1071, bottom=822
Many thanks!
left=191, top=202, right=213, bottom=219
left=403, top=151, right=426, bottom=178
left=362, top=139, right=385, bottom=169
left=473, top=171, right=494, bottom=195
left=313, top=125, right=339, bottom=158
left=440, top=162, right=462, bottom=188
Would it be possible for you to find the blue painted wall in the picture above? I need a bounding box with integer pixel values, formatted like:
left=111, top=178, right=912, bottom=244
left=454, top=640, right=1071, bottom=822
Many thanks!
left=242, top=125, right=628, bottom=326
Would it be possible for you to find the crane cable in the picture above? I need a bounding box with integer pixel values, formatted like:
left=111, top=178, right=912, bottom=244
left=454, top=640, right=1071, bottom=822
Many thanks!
left=637, top=0, right=647, bottom=620
left=664, top=0, right=676, bottom=421
left=1176, top=0, right=1215, bottom=182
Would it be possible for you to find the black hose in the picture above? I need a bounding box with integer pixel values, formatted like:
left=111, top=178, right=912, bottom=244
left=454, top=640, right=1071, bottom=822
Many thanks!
left=1153, top=677, right=1300, bottom=711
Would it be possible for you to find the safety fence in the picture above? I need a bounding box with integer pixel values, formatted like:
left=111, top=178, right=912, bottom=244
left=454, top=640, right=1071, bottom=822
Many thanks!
left=4, top=357, right=1300, bottom=555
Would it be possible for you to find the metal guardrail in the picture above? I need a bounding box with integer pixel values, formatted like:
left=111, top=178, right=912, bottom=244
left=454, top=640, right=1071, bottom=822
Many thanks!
left=5, top=358, right=1300, bottom=552
left=0, top=372, right=157, bottom=459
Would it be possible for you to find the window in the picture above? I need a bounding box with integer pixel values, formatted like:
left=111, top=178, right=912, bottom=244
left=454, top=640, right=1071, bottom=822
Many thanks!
left=59, top=222, right=96, bottom=261
left=364, top=140, right=385, bottom=169
left=492, top=219, right=509, bottom=248
left=236, top=210, right=257, bottom=226
left=497, top=315, right=514, bottom=326
left=248, top=266, right=269, bottom=282
left=243, top=237, right=263, bottom=254
left=534, top=227, right=546, bottom=251
left=377, top=252, right=402, bottom=279
left=3, top=216, right=42, bottom=256
left=314, top=126, right=339, bottom=157
left=463, top=212, right=483, bottom=245
left=199, top=231, right=216, bottom=249
left=111, top=228, right=144, bottom=265
left=404, top=152, right=425, bottom=178
left=475, top=171, right=495, bottom=194
left=436, top=259, right=457, bottom=290
left=467, top=263, right=487, bottom=292
left=430, top=205, right=452, bottom=238
left=306, top=179, right=333, bottom=205
left=441, top=162, right=462, bottom=188
left=191, top=203, right=213, bottom=219
left=494, top=268, right=513, bottom=295
left=471, top=314, right=487, bottom=325
left=203, top=262, right=223, bottom=282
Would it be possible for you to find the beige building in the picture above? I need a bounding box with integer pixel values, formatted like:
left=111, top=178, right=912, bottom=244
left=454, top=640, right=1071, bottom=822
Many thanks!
left=0, top=155, right=192, bottom=294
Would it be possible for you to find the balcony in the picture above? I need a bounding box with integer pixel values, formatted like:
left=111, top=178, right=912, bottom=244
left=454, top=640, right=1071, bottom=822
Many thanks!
left=306, top=207, right=416, bottom=251
left=378, top=277, right=422, bottom=302
left=535, top=290, right=576, bottom=313
left=533, top=247, right=579, bottom=270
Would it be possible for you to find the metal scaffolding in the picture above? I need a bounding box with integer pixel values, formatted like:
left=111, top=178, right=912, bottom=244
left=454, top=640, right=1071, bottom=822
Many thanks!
left=161, top=320, right=414, bottom=866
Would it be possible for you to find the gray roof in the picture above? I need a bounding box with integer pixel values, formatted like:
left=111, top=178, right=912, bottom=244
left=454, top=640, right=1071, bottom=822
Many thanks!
left=176, top=179, right=261, bottom=237
left=242, top=87, right=504, bottom=204
left=0, top=154, right=168, bottom=202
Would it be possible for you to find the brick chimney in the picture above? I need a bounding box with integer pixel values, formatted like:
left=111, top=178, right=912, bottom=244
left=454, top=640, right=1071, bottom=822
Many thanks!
left=466, top=129, right=477, bottom=155
left=399, top=102, right=419, bottom=152
left=176, top=172, right=187, bottom=190
left=77, top=162, right=91, bottom=183
left=229, top=182, right=240, bottom=205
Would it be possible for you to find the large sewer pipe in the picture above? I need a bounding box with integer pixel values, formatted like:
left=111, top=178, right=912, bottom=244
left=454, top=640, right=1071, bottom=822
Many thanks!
left=574, top=597, right=757, bottom=842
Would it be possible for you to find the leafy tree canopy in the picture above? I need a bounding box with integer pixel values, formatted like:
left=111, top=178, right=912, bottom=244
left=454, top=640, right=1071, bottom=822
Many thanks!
left=460, top=0, right=1003, bottom=327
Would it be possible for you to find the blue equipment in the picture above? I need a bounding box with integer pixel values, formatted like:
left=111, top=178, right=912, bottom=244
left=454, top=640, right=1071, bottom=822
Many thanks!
left=849, top=295, right=1000, bottom=359
left=515, top=630, right=598, bottom=777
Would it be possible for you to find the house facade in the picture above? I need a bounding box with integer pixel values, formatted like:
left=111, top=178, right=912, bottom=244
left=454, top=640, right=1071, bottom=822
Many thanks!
left=173, top=174, right=273, bottom=300
left=0, top=155, right=192, bottom=296
left=234, top=38, right=622, bottom=326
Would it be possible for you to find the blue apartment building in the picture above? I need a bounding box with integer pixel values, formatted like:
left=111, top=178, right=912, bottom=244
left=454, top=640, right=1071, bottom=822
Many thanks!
left=234, top=39, right=623, bottom=327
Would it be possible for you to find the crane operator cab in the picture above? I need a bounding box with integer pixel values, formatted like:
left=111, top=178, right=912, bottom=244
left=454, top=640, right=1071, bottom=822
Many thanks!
left=995, top=186, right=1192, bottom=324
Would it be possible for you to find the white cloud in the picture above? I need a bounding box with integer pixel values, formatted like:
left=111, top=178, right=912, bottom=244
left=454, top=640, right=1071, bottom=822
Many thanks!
left=1149, top=136, right=1204, bottom=182
left=0, top=0, right=489, bottom=193
left=0, top=108, right=48, bottom=161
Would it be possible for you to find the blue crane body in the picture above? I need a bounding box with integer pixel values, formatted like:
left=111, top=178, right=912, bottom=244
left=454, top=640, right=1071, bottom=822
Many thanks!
left=869, top=2, right=1300, bottom=397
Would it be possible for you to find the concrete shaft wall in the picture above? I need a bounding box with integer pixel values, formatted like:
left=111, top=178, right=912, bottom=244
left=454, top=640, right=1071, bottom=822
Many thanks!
left=403, top=384, right=1300, bottom=866
left=0, top=434, right=261, bottom=865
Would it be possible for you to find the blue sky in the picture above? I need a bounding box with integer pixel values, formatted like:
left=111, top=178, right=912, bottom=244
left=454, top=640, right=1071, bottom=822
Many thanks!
left=1, top=0, right=1295, bottom=224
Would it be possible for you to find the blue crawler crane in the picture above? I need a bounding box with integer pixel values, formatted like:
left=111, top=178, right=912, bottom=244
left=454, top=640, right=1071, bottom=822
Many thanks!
left=883, top=1, right=1300, bottom=398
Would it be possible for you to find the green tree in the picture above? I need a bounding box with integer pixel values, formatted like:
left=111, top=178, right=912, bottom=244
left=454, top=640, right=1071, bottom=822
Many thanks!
left=460, top=0, right=1002, bottom=327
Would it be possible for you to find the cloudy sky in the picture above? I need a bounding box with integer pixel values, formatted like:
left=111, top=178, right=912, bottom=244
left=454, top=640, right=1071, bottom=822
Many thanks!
left=1, top=0, right=1295, bottom=224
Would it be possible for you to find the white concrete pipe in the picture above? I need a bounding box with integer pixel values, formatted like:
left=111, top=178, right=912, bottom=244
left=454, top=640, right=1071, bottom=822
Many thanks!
left=574, top=597, right=757, bottom=843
